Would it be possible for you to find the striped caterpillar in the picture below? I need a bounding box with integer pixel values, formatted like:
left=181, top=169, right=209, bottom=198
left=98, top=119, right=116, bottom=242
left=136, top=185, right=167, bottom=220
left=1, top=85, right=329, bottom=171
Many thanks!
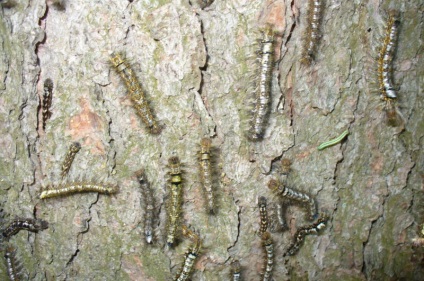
left=42, top=78, right=53, bottom=130
left=166, top=156, right=183, bottom=247
left=175, top=225, right=201, bottom=281
left=284, top=214, right=329, bottom=256
left=269, top=200, right=288, bottom=232
left=60, top=142, right=81, bottom=179
left=248, top=26, right=275, bottom=141
left=199, top=138, right=215, bottom=214
left=261, top=232, right=274, bottom=281
left=267, top=179, right=317, bottom=221
left=301, top=0, right=323, bottom=65
left=136, top=169, right=155, bottom=244
left=40, top=182, right=118, bottom=199
left=317, top=129, right=349, bottom=151
left=110, top=53, right=161, bottom=134
left=231, top=260, right=241, bottom=281
left=4, top=246, right=23, bottom=281
left=258, top=196, right=268, bottom=235
left=2, top=218, right=49, bottom=239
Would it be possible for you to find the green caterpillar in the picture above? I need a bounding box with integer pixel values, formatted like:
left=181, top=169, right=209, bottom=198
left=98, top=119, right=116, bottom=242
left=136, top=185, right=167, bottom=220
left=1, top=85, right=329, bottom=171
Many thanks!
left=317, top=129, right=349, bottom=151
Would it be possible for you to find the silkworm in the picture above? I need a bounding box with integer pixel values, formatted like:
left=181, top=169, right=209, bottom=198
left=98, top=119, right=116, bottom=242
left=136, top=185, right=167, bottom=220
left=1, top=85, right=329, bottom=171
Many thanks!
left=248, top=26, right=275, bottom=141
left=2, top=218, right=49, bottom=239
left=317, top=129, right=349, bottom=151
left=166, top=156, right=183, bottom=247
left=42, top=78, right=53, bottom=130
left=136, top=169, right=155, bottom=244
left=301, top=0, right=323, bottom=65
left=284, top=214, right=329, bottom=256
left=40, top=182, right=118, bottom=199
left=199, top=138, right=215, bottom=214
left=231, top=260, right=241, bottom=281
left=261, top=232, right=274, bottom=281
left=175, top=225, right=201, bottom=281
left=60, top=142, right=81, bottom=179
left=267, top=179, right=317, bottom=221
left=4, top=246, right=22, bottom=281
left=110, top=53, right=161, bottom=134
left=378, top=11, right=400, bottom=101
left=258, top=196, right=268, bottom=235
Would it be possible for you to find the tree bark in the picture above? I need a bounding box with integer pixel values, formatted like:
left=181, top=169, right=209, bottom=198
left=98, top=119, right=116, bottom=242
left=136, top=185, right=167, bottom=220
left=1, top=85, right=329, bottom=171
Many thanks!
left=0, top=0, right=423, bottom=280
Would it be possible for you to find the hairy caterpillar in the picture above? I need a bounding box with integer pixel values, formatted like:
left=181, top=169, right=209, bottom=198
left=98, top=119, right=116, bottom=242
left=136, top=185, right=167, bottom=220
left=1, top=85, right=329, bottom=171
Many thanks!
left=199, top=138, right=215, bottom=214
left=281, top=158, right=292, bottom=175
left=40, top=182, right=118, bottom=199
left=2, top=218, right=49, bottom=239
left=261, top=232, right=274, bottom=281
left=60, top=142, right=81, bottom=179
left=231, top=260, right=241, bottom=281
left=248, top=26, right=275, bottom=141
left=4, top=246, right=22, bottom=281
left=267, top=179, right=317, bottom=221
left=42, top=78, right=53, bottom=130
left=166, top=156, right=183, bottom=247
left=269, top=200, right=288, bottom=232
left=175, top=225, right=201, bottom=281
left=258, top=196, right=268, bottom=235
left=110, top=53, right=161, bottom=134
left=301, top=0, right=323, bottom=65
left=284, top=214, right=329, bottom=256
left=317, top=129, right=349, bottom=151
left=136, top=169, right=155, bottom=244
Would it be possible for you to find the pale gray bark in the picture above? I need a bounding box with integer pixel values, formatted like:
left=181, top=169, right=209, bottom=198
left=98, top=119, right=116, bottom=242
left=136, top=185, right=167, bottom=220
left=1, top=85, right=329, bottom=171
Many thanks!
left=0, top=0, right=423, bottom=280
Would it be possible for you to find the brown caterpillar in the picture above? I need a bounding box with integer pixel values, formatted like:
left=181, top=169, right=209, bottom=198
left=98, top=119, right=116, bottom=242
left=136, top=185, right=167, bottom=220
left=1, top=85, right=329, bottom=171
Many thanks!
left=281, top=158, right=292, bottom=175
left=42, top=78, right=53, bottom=130
left=166, top=156, right=183, bottom=247
left=2, top=218, right=49, bottom=239
left=258, top=196, right=268, bottom=235
left=60, top=142, right=81, bottom=179
left=284, top=214, right=329, bottom=256
left=136, top=169, right=155, bottom=244
left=267, top=179, right=317, bottom=221
left=4, top=246, right=23, bottom=281
left=175, top=225, right=202, bottom=281
left=248, top=26, right=275, bottom=141
left=231, top=260, right=241, bottom=281
left=301, top=0, right=323, bottom=65
left=199, top=138, right=215, bottom=214
left=40, top=182, right=118, bottom=199
left=110, top=53, right=161, bottom=134
left=261, top=232, right=274, bottom=281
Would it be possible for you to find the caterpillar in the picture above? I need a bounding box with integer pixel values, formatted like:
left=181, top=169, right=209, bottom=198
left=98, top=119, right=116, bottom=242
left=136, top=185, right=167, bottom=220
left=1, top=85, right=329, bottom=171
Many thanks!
left=166, top=156, right=183, bottom=247
left=110, top=53, right=161, bottom=135
left=284, top=214, right=329, bottom=256
left=60, top=142, right=81, bottom=179
left=199, top=138, right=215, bottom=214
left=2, top=218, right=49, bottom=239
left=42, top=78, right=53, bottom=130
left=269, top=200, right=288, bottom=232
left=281, top=158, right=292, bottom=175
left=4, top=246, right=23, bottom=281
left=231, top=260, right=241, bottom=281
left=136, top=169, right=155, bottom=244
left=317, top=129, right=349, bottom=151
left=258, top=196, right=268, bottom=235
left=175, top=225, right=201, bottom=281
left=301, top=0, right=323, bottom=65
left=261, top=232, right=274, bottom=281
left=248, top=26, right=275, bottom=141
left=267, top=179, right=317, bottom=221
left=40, top=182, right=118, bottom=199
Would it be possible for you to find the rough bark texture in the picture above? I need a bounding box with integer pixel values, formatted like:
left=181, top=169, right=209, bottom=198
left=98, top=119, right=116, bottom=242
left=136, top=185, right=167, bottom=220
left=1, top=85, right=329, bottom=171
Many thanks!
left=0, top=0, right=423, bottom=280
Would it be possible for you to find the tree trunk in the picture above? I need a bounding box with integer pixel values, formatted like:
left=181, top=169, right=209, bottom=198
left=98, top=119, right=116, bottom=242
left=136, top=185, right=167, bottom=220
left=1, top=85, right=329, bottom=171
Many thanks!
left=0, top=0, right=423, bottom=280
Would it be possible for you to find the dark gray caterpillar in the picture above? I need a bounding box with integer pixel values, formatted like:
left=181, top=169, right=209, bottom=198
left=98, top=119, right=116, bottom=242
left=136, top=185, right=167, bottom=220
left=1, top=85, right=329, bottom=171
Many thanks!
left=269, top=200, right=288, bottom=232
left=42, top=78, right=54, bottom=130
left=231, top=260, right=241, bottom=281
left=284, top=214, right=329, bottom=256
left=60, top=142, right=81, bottom=179
left=175, top=225, right=201, bottom=281
left=136, top=169, right=155, bottom=244
left=166, top=156, right=183, bottom=247
left=258, top=196, right=268, bottom=235
left=4, top=246, right=22, bottom=281
left=2, top=218, right=49, bottom=239
left=301, top=0, right=323, bottom=65
left=268, top=179, right=317, bottom=221
left=261, top=232, right=274, bottom=281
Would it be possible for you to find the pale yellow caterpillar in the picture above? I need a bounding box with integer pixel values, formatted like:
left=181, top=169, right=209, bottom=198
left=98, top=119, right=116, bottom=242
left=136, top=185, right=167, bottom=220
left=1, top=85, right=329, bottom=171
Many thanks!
left=40, top=182, right=118, bottom=199
left=166, top=156, right=183, bottom=247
